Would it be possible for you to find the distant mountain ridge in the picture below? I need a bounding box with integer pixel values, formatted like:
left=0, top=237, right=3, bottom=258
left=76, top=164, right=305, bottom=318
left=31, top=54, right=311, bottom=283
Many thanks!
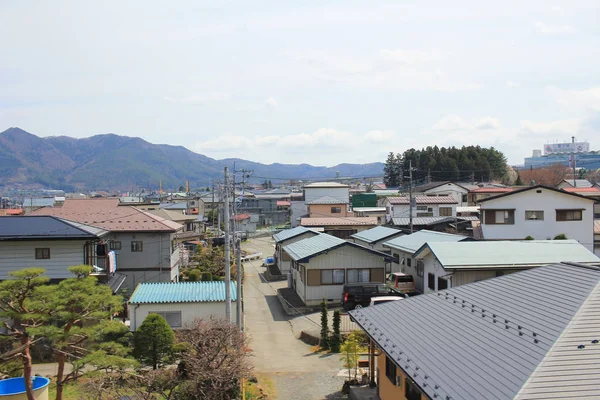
left=0, top=128, right=384, bottom=191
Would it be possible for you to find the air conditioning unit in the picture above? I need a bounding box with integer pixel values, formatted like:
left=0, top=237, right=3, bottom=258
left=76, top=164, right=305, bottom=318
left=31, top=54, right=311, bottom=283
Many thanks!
left=396, top=375, right=402, bottom=386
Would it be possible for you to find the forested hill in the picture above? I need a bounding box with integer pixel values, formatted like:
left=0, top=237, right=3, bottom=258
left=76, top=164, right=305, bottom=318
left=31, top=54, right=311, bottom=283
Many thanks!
left=383, top=146, right=508, bottom=186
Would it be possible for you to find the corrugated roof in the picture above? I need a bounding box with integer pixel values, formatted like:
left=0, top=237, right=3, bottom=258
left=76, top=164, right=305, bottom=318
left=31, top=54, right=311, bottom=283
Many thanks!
left=350, top=263, right=600, bottom=400
left=272, top=226, right=319, bottom=243
left=129, top=281, right=237, bottom=303
left=0, top=216, right=106, bottom=240
left=457, top=206, right=480, bottom=213
left=391, top=216, right=456, bottom=226
left=383, top=229, right=468, bottom=253
left=303, top=182, right=349, bottom=188
left=416, top=240, right=600, bottom=269
left=561, top=179, right=593, bottom=188
left=283, top=233, right=346, bottom=261
left=30, top=199, right=181, bottom=232
left=300, top=217, right=377, bottom=226
left=306, top=195, right=347, bottom=205
left=351, top=226, right=404, bottom=244
left=387, top=196, right=458, bottom=205
left=23, top=198, right=56, bottom=207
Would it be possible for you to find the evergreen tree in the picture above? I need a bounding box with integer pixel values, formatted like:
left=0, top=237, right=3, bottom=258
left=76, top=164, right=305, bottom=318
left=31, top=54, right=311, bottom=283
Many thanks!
left=515, top=172, right=523, bottom=186
left=133, top=314, right=175, bottom=369
left=330, top=310, right=341, bottom=353
left=319, top=300, right=329, bottom=350
left=383, top=152, right=401, bottom=187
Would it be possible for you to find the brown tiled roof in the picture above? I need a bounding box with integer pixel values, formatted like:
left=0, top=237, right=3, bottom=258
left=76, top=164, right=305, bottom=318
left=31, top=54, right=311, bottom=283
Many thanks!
left=300, top=217, right=377, bottom=226
left=30, top=198, right=181, bottom=232
left=0, top=209, right=24, bottom=216
left=234, top=213, right=251, bottom=221
left=387, top=196, right=458, bottom=205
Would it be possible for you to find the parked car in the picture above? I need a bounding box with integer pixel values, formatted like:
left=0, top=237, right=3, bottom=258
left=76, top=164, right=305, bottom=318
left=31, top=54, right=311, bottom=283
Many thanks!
left=369, top=296, right=405, bottom=307
left=386, top=272, right=416, bottom=293
left=342, top=283, right=405, bottom=310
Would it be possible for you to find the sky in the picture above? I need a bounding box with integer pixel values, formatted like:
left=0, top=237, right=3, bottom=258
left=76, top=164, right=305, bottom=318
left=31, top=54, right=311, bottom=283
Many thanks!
left=1, top=0, right=599, bottom=167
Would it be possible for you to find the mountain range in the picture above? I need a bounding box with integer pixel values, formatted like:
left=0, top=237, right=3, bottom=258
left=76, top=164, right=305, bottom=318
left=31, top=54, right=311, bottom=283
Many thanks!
left=0, top=128, right=384, bottom=191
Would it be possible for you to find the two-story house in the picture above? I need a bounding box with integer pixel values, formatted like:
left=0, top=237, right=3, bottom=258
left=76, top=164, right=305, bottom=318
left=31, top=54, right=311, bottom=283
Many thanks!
left=478, top=185, right=595, bottom=252
left=31, top=198, right=183, bottom=290
left=412, top=181, right=470, bottom=206
left=381, top=196, right=458, bottom=219
left=303, top=182, right=349, bottom=203
left=272, top=226, right=320, bottom=273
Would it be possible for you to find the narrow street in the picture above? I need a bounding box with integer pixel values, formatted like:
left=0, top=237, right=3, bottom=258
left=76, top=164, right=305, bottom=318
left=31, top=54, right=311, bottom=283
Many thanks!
left=242, top=237, right=346, bottom=400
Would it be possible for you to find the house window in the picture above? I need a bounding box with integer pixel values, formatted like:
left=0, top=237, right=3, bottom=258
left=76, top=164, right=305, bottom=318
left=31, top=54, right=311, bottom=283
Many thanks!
left=186, top=222, right=194, bottom=231
left=347, top=269, right=370, bottom=283
left=109, top=241, right=122, bottom=250
left=438, top=277, right=448, bottom=290
left=131, top=241, right=143, bottom=252
left=331, top=207, right=342, bottom=214
left=406, top=258, right=412, bottom=267
left=428, top=273, right=435, bottom=290
left=301, top=265, right=305, bottom=283
left=321, top=269, right=345, bottom=285
left=393, top=253, right=400, bottom=264
left=462, top=194, right=468, bottom=203
left=484, top=209, right=514, bottom=225
left=556, top=209, right=583, bottom=221
left=439, top=207, right=452, bottom=217
left=405, top=378, right=422, bottom=400
left=416, top=212, right=434, bottom=217
left=416, top=205, right=427, bottom=211
left=35, top=248, right=50, bottom=259
left=149, top=311, right=182, bottom=328
left=525, top=211, right=544, bottom=221
left=385, top=356, right=397, bottom=384
left=416, top=260, right=424, bottom=277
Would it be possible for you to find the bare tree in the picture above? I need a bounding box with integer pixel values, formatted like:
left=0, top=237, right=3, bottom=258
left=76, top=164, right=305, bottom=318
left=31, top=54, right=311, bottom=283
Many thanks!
left=176, top=318, right=253, bottom=400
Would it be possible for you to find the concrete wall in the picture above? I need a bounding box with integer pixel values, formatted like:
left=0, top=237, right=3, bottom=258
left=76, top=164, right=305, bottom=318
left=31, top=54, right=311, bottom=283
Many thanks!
left=480, top=188, right=594, bottom=251
left=128, top=301, right=238, bottom=331
left=0, top=240, right=88, bottom=280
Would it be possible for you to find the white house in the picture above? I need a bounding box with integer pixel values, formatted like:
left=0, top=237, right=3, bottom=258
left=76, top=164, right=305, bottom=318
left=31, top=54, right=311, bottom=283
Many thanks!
left=272, top=226, right=320, bottom=273
left=382, top=230, right=470, bottom=292
left=413, top=240, right=600, bottom=294
left=381, top=196, right=458, bottom=219
left=285, top=233, right=392, bottom=306
left=128, top=281, right=238, bottom=331
left=478, top=185, right=595, bottom=252
left=413, top=181, right=470, bottom=207
left=303, top=182, right=350, bottom=204
left=557, top=179, right=593, bottom=189
left=350, top=226, right=404, bottom=252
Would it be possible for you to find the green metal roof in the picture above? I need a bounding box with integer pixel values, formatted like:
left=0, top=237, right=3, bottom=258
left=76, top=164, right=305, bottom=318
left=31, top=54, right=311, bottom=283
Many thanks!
left=415, top=240, right=600, bottom=269
left=351, top=226, right=403, bottom=244
left=383, top=229, right=468, bottom=254
left=129, top=281, right=237, bottom=304
left=272, top=226, right=319, bottom=243
left=283, top=233, right=346, bottom=261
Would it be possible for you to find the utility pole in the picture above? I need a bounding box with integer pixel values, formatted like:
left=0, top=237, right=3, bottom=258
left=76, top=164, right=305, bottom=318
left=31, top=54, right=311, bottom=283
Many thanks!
left=236, top=238, right=242, bottom=331
left=409, top=160, right=414, bottom=233
left=572, top=136, right=577, bottom=187
left=224, top=167, right=231, bottom=323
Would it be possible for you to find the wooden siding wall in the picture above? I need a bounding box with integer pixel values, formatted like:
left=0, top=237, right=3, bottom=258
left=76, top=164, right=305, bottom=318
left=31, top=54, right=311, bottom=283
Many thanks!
left=0, top=240, right=87, bottom=280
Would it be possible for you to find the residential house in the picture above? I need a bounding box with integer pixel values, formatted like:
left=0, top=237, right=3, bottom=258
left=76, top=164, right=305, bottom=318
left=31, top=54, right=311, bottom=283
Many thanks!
left=556, top=178, right=593, bottom=189
left=381, top=196, right=458, bottom=219
left=233, top=213, right=258, bottom=233
left=238, top=196, right=288, bottom=226
left=561, top=186, right=600, bottom=218
left=272, top=226, right=320, bottom=273
left=350, top=263, right=600, bottom=400
left=0, top=216, right=125, bottom=291
left=413, top=240, right=600, bottom=293
left=413, top=181, right=470, bottom=206
left=479, top=185, right=595, bottom=252
left=290, top=200, right=308, bottom=228
left=467, top=186, right=513, bottom=205
left=128, top=281, right=238, bottom=330
left=146, top=208, right=203, bottom=245
left=389, top=216, right=477, bottom=234
left=595, top=220, right=600, bottom=255
left=300, top=217, right=377, bottom=239
left=350, top=226, right=404, bottom=252
left=303, top=182, right=350, bottom=203
left=307, top=196, right=353, bottom=218
left=0, top=209, right=24, bottom=216
left=31, top=198, right=183, bottom=291
left=382, top=230, right=470, bottom=292
left=22, top=197, right=57, bottom=214
left=285, top=233, right=392, bottom=306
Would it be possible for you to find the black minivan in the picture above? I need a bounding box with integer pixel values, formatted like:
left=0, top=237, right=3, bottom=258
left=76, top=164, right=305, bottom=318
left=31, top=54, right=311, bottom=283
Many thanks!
left=342, top=283, right=405, bottom=310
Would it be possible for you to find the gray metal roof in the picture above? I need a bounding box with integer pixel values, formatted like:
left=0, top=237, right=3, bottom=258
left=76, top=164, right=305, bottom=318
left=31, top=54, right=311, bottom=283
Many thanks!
left=391, top=216, right=456, bottom=226
left=383, top=229, right=468, bottom=254
left=350, top=263, right=600, bottom=400
left=562, top=179, right=593, bottom=188
left=0, top=216, right=105, bottom=240
left=415, top=240, right=600, bottom=269
left=22, top=198, right=55, bottom=208
left=350, top=226, right=404, bottom=244
left=272, top=226, right=319, bottom=243
left=306, top=195, right=347, bottom=205
left=283, top=233, right=391, bottom=262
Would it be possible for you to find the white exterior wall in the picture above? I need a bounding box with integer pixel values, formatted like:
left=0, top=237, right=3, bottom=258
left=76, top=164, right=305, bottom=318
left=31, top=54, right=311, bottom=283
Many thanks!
left=129, top=301, right=238, bottom=331
left=277, top=232, right=316, bottom=273
left=424, top=184, right=468, bottom=207
left=0, top=240, right=88, bottom=280
left=388, top=201, right=456, bottom=218
left=295, top=245, right=388, bottom=306
left=388, top=249, right=422, bottom=290
left=304, top=187, right=350, bottom=203
left=480, top=189, right=594, bottom=251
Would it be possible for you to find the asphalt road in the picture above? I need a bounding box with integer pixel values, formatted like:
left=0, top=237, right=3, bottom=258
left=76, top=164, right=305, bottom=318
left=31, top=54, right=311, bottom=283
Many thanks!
left=242, top=237, right=346, bottom=400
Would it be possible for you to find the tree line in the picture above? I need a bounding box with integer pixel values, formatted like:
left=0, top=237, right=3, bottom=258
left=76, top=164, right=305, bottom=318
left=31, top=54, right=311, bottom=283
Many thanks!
left=384, top=145, right=508, bottom=187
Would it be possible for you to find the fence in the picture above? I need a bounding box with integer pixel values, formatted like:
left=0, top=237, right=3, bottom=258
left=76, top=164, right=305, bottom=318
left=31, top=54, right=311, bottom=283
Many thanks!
left=340, top=313, right=361, bottom=333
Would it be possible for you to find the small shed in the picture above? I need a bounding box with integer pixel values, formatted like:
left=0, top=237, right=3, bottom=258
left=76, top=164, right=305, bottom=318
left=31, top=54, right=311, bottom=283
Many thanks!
left=128, top=281, right=238, bottom=331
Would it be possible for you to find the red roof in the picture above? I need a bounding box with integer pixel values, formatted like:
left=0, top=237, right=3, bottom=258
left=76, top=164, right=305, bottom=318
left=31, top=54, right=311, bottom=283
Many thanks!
left=234, top=213, right=251, bottom=221
left=0, top=209, right=24, bottom=216
left=562, top=187, right=600, bottom=193
left=469, top=188, right=514, bottom=193
left=277, top=200, right=291, bottom=206
left=300, top=217, right=377, bottom=226
left=387, top=196, right=458, bottom=205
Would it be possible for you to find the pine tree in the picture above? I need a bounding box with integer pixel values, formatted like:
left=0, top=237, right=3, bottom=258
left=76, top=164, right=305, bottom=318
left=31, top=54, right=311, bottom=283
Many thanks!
left=319, top=300, right=329, bottom=350
left=384, top=152, right=401, bottom=187
left=515, top=172, right=523, bottom=186
left=330, top=310, right=341, bottom=353
left=133, top=314, right=175, bottom=369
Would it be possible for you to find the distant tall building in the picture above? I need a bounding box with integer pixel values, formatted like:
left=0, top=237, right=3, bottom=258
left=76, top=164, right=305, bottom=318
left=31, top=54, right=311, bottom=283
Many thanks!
left=524, top=138, right=600, bottom=170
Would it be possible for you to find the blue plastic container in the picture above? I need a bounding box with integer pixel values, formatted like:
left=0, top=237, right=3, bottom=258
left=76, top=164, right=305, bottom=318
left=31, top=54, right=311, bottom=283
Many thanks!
left=0, top=376, right=50, bottom=399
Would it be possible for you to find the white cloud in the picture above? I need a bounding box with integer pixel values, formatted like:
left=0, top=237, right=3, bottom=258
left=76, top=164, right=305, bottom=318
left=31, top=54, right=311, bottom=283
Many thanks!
left=506, top=80, right=520, bottom=88
left=163, top=93, right=230, bottom=105
left=532, top=21, right=574, bottom=35
left=432, top=114, right=469, bottom=131
left=365, top=130, right=394, bottom=142
left=519, top=118, right=582, bottom=136
left=474, top=117, right=501, bottom=130
left=265, top=97, right=278, bottom=109
left=548, top=86, right=600, bottom=111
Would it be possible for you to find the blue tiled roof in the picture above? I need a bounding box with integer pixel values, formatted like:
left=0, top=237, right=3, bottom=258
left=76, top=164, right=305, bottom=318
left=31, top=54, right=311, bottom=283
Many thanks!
left=272, top=226, right=319, bottom=243
left=129, top=281, right=237, bottom=304
left=350, top=226, right=403, bottom=244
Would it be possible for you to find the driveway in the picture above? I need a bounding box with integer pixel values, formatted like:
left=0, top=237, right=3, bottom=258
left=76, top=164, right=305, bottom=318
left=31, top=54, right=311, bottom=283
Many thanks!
left=242, top=237, right=346, bottom=400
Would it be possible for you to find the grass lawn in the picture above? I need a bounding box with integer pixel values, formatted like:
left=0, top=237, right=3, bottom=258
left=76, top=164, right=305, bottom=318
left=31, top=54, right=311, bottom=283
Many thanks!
left=245, top=373, right=276, bottom=399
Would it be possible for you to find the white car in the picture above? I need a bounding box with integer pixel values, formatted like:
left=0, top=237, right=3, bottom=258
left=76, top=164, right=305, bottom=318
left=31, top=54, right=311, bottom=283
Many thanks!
left=369, top=296, right=405, bottom=307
